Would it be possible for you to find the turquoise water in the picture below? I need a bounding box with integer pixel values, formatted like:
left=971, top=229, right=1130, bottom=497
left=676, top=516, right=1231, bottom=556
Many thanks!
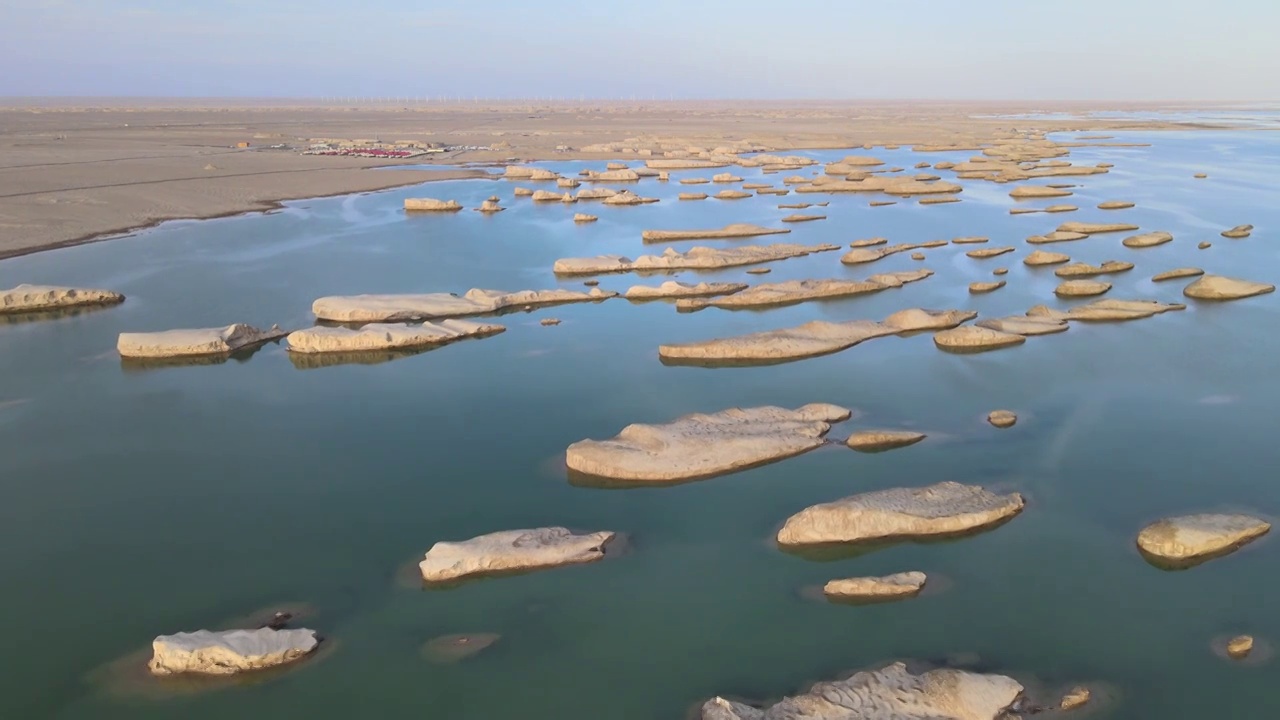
left=1, top=130, right=1277, bottom=718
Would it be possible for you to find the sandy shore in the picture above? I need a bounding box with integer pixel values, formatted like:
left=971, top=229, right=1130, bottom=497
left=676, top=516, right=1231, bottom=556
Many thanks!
left=0, top=99, right=1247, bottom=258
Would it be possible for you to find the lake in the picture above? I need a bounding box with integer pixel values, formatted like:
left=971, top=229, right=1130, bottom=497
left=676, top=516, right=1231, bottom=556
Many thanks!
left=1, top=129, right=1277, bottom=719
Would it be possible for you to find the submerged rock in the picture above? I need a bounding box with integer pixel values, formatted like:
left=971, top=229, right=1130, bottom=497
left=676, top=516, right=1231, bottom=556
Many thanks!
left=676, top=272, right=932, bottom=311
left=1027, top=299, right=1185, bottom=322
left=1122, top=231, right=1174, bottom=248
left=1221, top=224, right=1253, bottom=239
left=1024, top=250, right=1070, bottom=266
left=1227, top=636, right=1255, bottom=660
left=554, top=243, right=839, bottom=276
left=987, top=410, right=1017, bottom=428
left=933, top=325, right=1026, bottom=353
left=1027, top=231, right=1089, bottom=245
left=625, top=281, right=748, bottom=300
left=312, top=288, right=615, bottom=322
left=566, top=404, right=851, bottom=482
left=659, top=309, right=975, bottom=365
left=149, top=628, right=318, bottom=676
left=422, top=633, right=500, bottom=664
left=1152, top=268, right=1204, bottom=282
left=976, top=316, right=1069, bottom=336
left=641, top=223, right=789, bottom=243
left=1054, top=261, right=1134, bottom=278
left=1060, top=686, right=1092, bottom=711
left=1199, top=241, right=1212, bottom=249
left=847, top=430, right=926, bottom=453
left=0, top=284, right=125, bottom=314
left=1183, top=275, right=1276, bottom=301
left=420, top=527, right=615, bottom=582
left=118, top=324, right=287, bottom=358
left=286, top=320, right=503, bottom=354
left=823, top=572, right=927, bottom=601
left=1137, top=514, right=1270, bottom=567
left=1098, top=201, right=1135, bottom=210
left=1057, top=221, right=1139, bottom=234
left=1055, top=280, right=1112, bottom=297
left=700, top=662, right=1023, bottom=720
left=776, top=481, right=1024, bottom=546
left=404, top=198, right=463, bottom=212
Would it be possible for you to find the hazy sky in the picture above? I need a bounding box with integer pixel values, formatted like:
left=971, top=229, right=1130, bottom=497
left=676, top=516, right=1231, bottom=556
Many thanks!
left=3, top=0, right=1277, bottom=100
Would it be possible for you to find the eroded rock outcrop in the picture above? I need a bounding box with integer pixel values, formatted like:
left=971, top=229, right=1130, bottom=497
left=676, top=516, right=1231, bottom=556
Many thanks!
left=311, top=288, right=616, bottom=322
left=118, top=324, right=287, bottom=358
left=149, top=628, right=318, bottom=676
left=823, top=572, right=927, bottom=601
left=624, top=281, right=748, bottom=300
left=641, top=224, right=790, bottom=243
left=700, top=662, right=1024, bottom=720
left=676, top=271, right=932, bottom=311
left=1009, top=185, right=1072, bottom=199
left=842, top=241, right=947, bottom=265
left=1057, top=222, right=1139, bottom=234
left=1055, top=280, right=1111, bottom=297
left=1221, top=225, right=1253, bottom=239
left=1123, top=231, right=1173, bottom=248
left=565, top=404, right=852, bottom=482
left=1152, top=268, right=1204, bottom=282
left=1026, top=299, right=1185, bottom=322
left=776, top=481, right=1024, bottom=546
left=1024, top=251, right=1070, bottom=266
left=1137, top=514, right=1270, bottom=567
left=404, top=198, right=463, bottom=212
left=933, top=325, right=1026, bottom=353
left=975, top=316, right=1068, bottom=336
left=847, top=430, right=926, bottom=453
left=1183, top=275, right=1276, bottom=301
left=286, top=320, right=504, bottom=354
left=1054, top=261, right=1134, bottom=278
left=0, top=284, right=125, bottom=314
left=554, top=243, right=839, bottom=275
left=420, top=527, right=615, bottom=582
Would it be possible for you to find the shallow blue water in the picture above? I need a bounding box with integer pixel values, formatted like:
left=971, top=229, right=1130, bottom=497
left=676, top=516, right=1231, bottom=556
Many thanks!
left=0, top=130, right=1277, bottom=718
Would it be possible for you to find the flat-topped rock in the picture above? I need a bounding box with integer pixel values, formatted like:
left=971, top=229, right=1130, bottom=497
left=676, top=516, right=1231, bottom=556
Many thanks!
left=779, top=202, right=812, bottom=209
left=823, top=572, right=927, bottom=601
left=1099, top=201, right=1135, bottom=210
left=851, top=237, right=889, bottom=248
left=1137, top=514, right=1270, bottom=567
left=847, top=430, right=926, bottom=453
left=286, top=319, right=503, bottom=354
left=1123, top=231, right=1174, bottom=248
left=554, top=243, right=839, bottom=276
left=404, top=198, right=462, bottom=212
left=987, top=410, right=1017, bottom=428
left=513, top=187, right=534, bottom=197
left=746, top=268, right=771, bottom=275
left=1027, top=230, right=1089, bottom=244
left=557, top=177, right=581, bottom=188
left=1024, top=250, right=1070, bottom=266
left=781, top=214, right=826, bottom=223
left=1153, top=268, right=1205, bottom=282
left=842, top=241, right=947, bottom=265
left=576, top=187, right=619, bottom=200
left=993, top=267, right=1009, bottom=276
left=660, top=309, right=975, bottom=365
left=0, top=284, right=125, bottom=314
left=641, top=223, right=789, bottom=243
left=679, top=192, right=709, bottom=200
left=603, top=190, right=658, bottom=205
left=645, top=159, right=730, bottom=169
left=969, top=281, right=1005, bottom=293
left=951, top=236, right=988, bottom=244
left=1221, top=224, right=1253, bottom=239
left=700, top=662, right=1023, bottom=720
left=966, top=246, right=1015, bottom=259
left=1057, top=221, right=1140, bottom=234
left=1027, top=299, right=1185, bottom=322
left=934, top=325, right=1026, bottom=353
left=676, top=272, right=932, bottom=311
left=1195, top=172, right=1208, bottom=179
left=311, top=288, right=615, bottom=322
left=680, top=177, right=710, bottom=185
left=869, top=200, right=896, bottom=206
left=574, top=213, right=597, bottom=223
left=1044, top=204, right=1078, bottom=213
left=420, top=527, right=615, bottom=582
left=625, top=281, right=748, bottom=300
left=566, top=404, right=851, bottom=481
left=712, top=173, right=743, bottom=183
left=149, top=628, right=318, bottom=676
left=976, top=316, right=1069, bottom=336
left=585, top=168, right=638, bottom=182
left=531, top=189, right=571, bottom=203
left=714, top=190, right=751, bottom=200
left=1183, top=275, right=1275, bottom=301
left=1009, top=185, right=1072, bottom=199
left=919, top=197, right=960, bottom=205
left=118, top=324, right=287, bottom=358
left=1199, top=241, right=1212, bottom=249
left=1054, top=261, right=1135, bottom=278
left=776, top=481, right=1025, bottom=546
left=1056, top=280, right=1111, bottom=297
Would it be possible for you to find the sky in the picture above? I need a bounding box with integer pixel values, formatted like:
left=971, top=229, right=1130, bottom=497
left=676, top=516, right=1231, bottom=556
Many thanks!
left=2, top=0, right=1277, bottom=101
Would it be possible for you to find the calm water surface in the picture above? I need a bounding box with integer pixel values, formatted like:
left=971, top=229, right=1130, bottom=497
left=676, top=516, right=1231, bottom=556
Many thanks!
left=1, top=130, right=1278, bottom=719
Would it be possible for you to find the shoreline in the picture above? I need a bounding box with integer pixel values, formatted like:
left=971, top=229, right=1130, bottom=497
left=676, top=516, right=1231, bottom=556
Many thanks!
left=2, top=100, right=1271, bottom=262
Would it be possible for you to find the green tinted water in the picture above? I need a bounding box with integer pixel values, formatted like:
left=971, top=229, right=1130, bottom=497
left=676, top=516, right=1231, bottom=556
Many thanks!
left=1, top=130, right=1277, bottom=718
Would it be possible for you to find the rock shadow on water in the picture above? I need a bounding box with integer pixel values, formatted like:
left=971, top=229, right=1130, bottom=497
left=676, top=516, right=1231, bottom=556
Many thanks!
left=118, top=342, right=277, bottom=372
left=0, top=304, right=121, bottom=326
left=86, top=602, right=334, bottom=701
left=395, top=532, right=632, bottom=591
left=287, top=345, right=457, bottom=370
